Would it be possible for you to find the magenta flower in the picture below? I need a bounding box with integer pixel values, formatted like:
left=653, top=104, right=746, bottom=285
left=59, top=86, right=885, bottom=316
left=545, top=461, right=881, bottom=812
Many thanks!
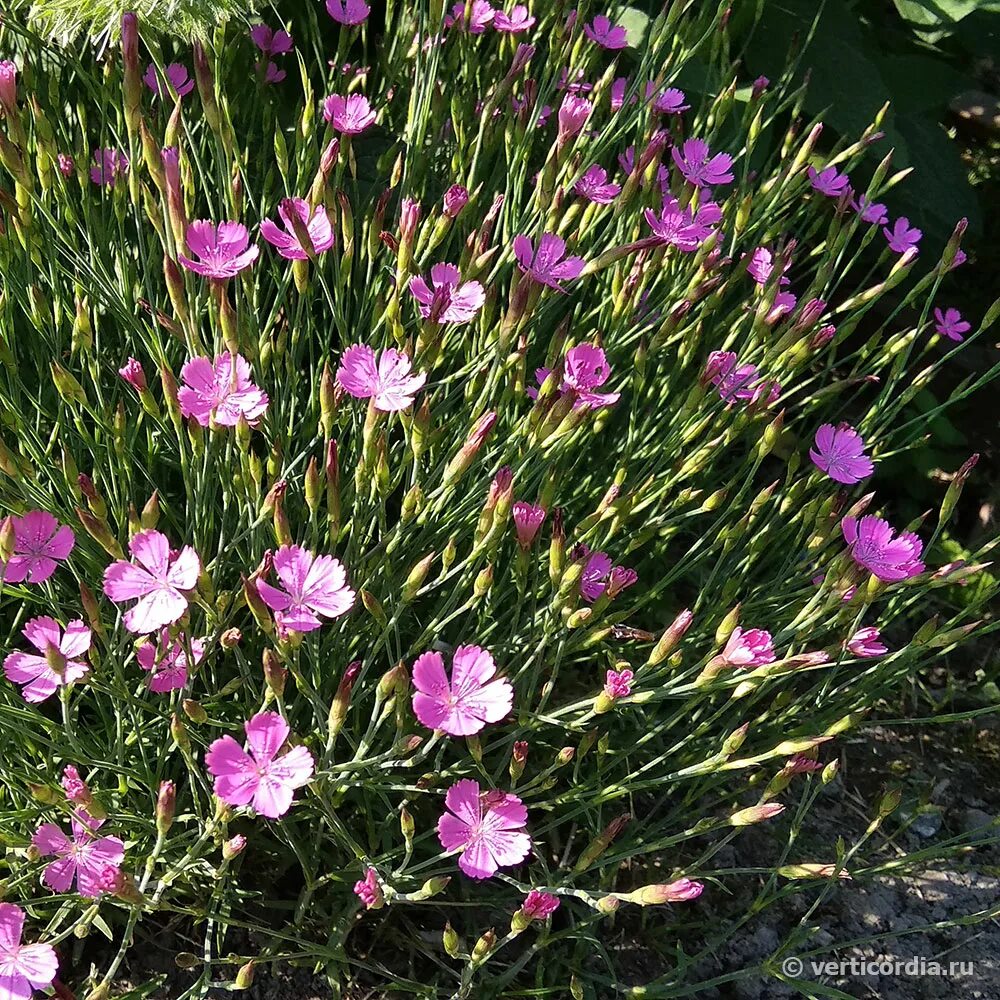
left=118, top=357, right=147, bottom=392
left=746, top=246, right=790, bottom=286
left=61, top=766, right=91, bottom=806
left=327, top=0, right=370, bottom=25
left=513, top=233, right=585, bottom=290
left=0, top=60, right=17, bottom=114
left=603, top=668, right=633, bottom=700
left=408, top=264, right=485, bottom=323
left=557, top=67, right=592, bottom=93
left=583, top=14, right=628, bottom=49
left=672, top=138, right=733, bottom=187
left=809, top=424, right=874, bottom=485
left=933, top=307, right=970, bottom=342
left=556, top=94, right=592, bottom=146
left=705, top=351, right=779, bottom=406
left=179, top=221, right=259, bottom=279
left=4, top=617, right=90, bottom=704
left=260, top=61, right=286, bottom=83
left=609, top=77, right=632, bottom=112
left=32, top=812, right=124, bottom=898
left=437, top=779, right=531, bottom=879
left=0, top=510, right=74, bottom=584
left=250, top=24, right=293, bottom=56
left=205, top=711, right=315, bottom=819
left=137, top=629, right=205, bottom=693
left=58, top=152, right=75, bottom=177
left=178, top=353, right=269, bottom=428
left=261, top=198, right=335, bottom=260
left=521, top=889, right=560, bottom=919
left=256, top=544, right=355, bottom=633
left=846, top=627, right=887, bottom=658
left=0, top=903, right=58, bottom=1000
left=852, top=195, right=888, bottom=226
left=883, top=217, right=921, bottom=254
left=563, top=343, right=620, bottom=408
left=412, top=644, right=514, bottom=736
left=720, top=627, right=775, bottom=668
left=577, top=546, right=636, bottom=602
left=494, top=4, right=535, bottom=31
left=644, top=197, right=720, bottom=252
left=353, top=867, right=384, bottom=908
left=442, top=184, right=470, bottom=218
left=512, top=502, right=546, bottom=548
left=807, top=164, right=850, bottom=198
left=90, top=147, right=128, bottom=187
left=574, top=164, right=620, bottom=204
left=446, top=0, right=495, bottom=33
left=322, top=93, right=377, bottom=134
left=653, top=86, right=689, bottom=114
left=142, top=62, right=194, bottom=99
left=103, top=530, right=201, bottom=634
left=336, top=344, right=427, bottom=411
left=841, top=515, right=925, bottom=583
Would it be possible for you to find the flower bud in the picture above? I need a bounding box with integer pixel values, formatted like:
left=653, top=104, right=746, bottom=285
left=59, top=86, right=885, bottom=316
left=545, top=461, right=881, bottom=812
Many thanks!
left=402, top=552, right=435, bottom=602
left=223, top=834, right=247, bottom=860
left=646, top=609, right=693, bottom=666
left=442, top=921, right=461, bottom=958
left=729, top=803, right=784, bottom=826
left=471, top=929, right=496, bottom=964
left=182, top=698, right=208, bottom=723
left=156, top=780, right=175, bottom=836
left=328, top=660, right=361, bottom=734
left=262, top=649, right=287, bottom=699
left=235, top=961, right=256, bottom=990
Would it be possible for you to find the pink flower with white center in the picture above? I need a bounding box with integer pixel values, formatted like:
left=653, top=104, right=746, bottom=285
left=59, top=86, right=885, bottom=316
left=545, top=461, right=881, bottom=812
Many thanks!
left=437, top=779, right=531, bottom=879
left=256, top=544, right=355, bottom=633
left=852, top=195, right=888, bottom=226
left=32, top=811, right=124, bottom=898
left=445, top=0, right=495, bottom=32
left=574, top=164, right=620, bottom=204
left=644, top=197, right=721, bottom=251
left=512, top=502, right=546, bottom=549
left=179, top=221, right=259, bottom=279
left=4, top=617, right=90, bottom=704
left=556, top=93, right=592, bottom=146
left=250, top=24, right=293, bottom=56
left=933, top=307, right=970, bottom=342
left=178, top=353, right=268, bottom=427
left=412, top=644, right=514, bottom=736
left=0, top=511, right=74, bottom=584
left=653, top=86, right=689, bottom=114
left=143, top=62, right=194, bottom=99
left=846, top=627, right=887, bottom=658
left=90, top=147, right=128, bottom=187
left=443, top=184, right=470, bottom=218
left=408, top=263, right=485, bottom=323
left=0, top=903, right=58, bottom=998
left=521, top=889, right=560, bottom=919
left=603, top=668, right=633, bottom=700
left=336, top=344, right=426, bottom=411
left=118, top=357, right=147, bottom=392
left=807, top=164, right=850, bottom=198
left=327, top=0, right=370, bottom=25
left=672, top=138, right=734, bottom=187
left=513, top=233, right=585, bottom=290
left=261, top=198, right=335, bottom=260
left=0, top=60, right=18, bottom=114
left=720, top=627, right=775, bottom=667
left=576, top=546, right=636, bottom=602
left=494, top=4, right=535, bottom=31
left=841, top=515, right=925, bottom=583
left=103, top=530, right=201, bottom=634
left=563, top=343, right=620, bottom=408
left=137, top=629, right=206, bottom=693
left=353, top=868, right=384, bottom=908
left=61, top=766, right=92, bottom=807
left=583, top=14, right=628, bottom=49
left=809, top=424, right=874, bottom=485
left=322, top=93, right=376, bottom=134
left=205, top=711, right=315, bottom=819
left=883, top=217, right=921, bottom=254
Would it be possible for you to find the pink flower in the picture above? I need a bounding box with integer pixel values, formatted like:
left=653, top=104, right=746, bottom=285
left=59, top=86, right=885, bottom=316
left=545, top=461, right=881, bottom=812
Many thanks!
left=0, top=510, right=74, bottom=584
left=408, top=264, right=485, bottom=323
left=556, top=93, right=592, bottom=146
left=557, top=67, right=591, bottom=93
left=574, top=164, right=620, bottom=204
left=118, top=357, right=147, bottom=392
left=178, top=353, right=269, bottom=427
left=32, top=811, right=124, bottom=898
left=652, top=87, right=689, bottom=114
left=933, top=307, right=970, bottom=342
left=0, top=60, right=17, bottom=114
left=256, top=544, right=356, bottom=633
left=513, top=233, right=585, bottom=290
left=205, top=711, right=315, bottom=819
left=61, top=766, right=91, bottom=806
left=261, top=198, right=335, bottom=260
left=809, top=424, right=874, bottom=484
left=563, top=343, right=620, bottom=408
left=513, top=502, right=546, bottom=548
left=0, top=903, right=58, bottom=998
left=852, top=195, right=888, bottom=226
left=603, top=668, right=633, bottom=699
left=446, top=0, right=495, bottom=33
left=327, top=0, right=370, bottom=25
left=336, top=344, right=427, bottom=411
left=847, top=626, right=887, bottom=658
left=4, top=617, right=90, bottom=704
left=437, top=779, right=531, bottom=879
left=521, top=889, right=560, bottom=919
left=494, top=4, right=535, bottom=31
left=353, top=867, right=384, bottom=908
left=705, top=351, right=775, bottom=405
left=720, top=627, right=775, bottom=667
left=179, top=221, right=259, bottom=279
left=103, top=530, right=201, bottom=634
left=583, top=14, right=628, bottom=49
left=137, top=629, right=205, bottom=693
left=142, top=62, right=194, bottom=99
left=90, top=147, right=128, bottom=187
left=250, top=24, right=293, bottom=56
left=322, top=93, right=377, bottom=134
left=883, top=217, right=921, bottom=254
left=644, top=197, right=720, bottom=251
left=578, top=546, right=636, bottom=602
left=58, top=153, right=75, bottom=177
left=443, top=184, right=470, bottom=218
left=260, top=61, right=286, bottom=83
left=412, top=645, right=513, bottom=736
left=841, top=515, right=925, bottom=582
left=746, top=246, right=790, bottom=286
left=807, top=164, right=850, bottom=198
left=672, top=138, right=733, bottom=187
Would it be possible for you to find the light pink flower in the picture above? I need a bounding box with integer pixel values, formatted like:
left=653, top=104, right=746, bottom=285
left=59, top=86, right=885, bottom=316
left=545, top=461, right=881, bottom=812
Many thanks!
left=178, top=353, right=269, bottom=427
left=0, top=60, right=17, bottom=114
left=412, top=645, right=514, bottom=736
left=883, top=217, right=921, bottom=254
left=583, top=14, right=628, bottom=49
left=4, top=617, right=90, bottom=704
left=0, top=511, right=74, bottom=584
left=250, top=24, right=293, bottom=56
left=205, top=711, right=315, bottom=819
left=354, top=867, right=384, bottom=908
left=841, top=515, right=924, bottom=582
left=103, top=530, right=201, bottom=634
left=437, top=779, right=531, bottom=879
left=0, top=903, right=59, bottom=999
left=61, top=766, right=91, bottom=806
left=574, top=164, right=620, bottom=204
left=512, top=502, right=546, bottom=548
left=90, top=148, right=128, bottom=187
left=603, top=668, right=633, bottom=700
left=672, top=138, right=733, bottom=187
left=807, top=164, right=850, bottom=198
left=137, top=629, right=205, bottom=693
left=322, top=93, right=376, bottom=134
left=261, top=198, right=335, bottom=260
left=118, top=357, right=147, bottom=392
left=846, top=626, right=887, bottom=658
left=809, top=424, right=874, bottom=485
left=32, top=811, right=124, bottom=898
left=521, top=889, right=560, bottom=919
left=143, top=62, right=194, bottom=99
left=556, top=93, right=592, bottom=145
left=408, top=264, right=485, bottom=323
left=336, top=344, right=426, bottom=411
left=446, top=0, right=495, bottom=33
left=720, top=627, right=775, bottom=667
left=494, top=4, right=535, bottom=31
left=179, top=221, right=259, bottom=279
left=513, top=233, right=585, bottom=290
left=933, top=307, right=970, bottom=342
left=327, top=0, right=370, bottom=25
left=256, top=545, right=355, bottom=633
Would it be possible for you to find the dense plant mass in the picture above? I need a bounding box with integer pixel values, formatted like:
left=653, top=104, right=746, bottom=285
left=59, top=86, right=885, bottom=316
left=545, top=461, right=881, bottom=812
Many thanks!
left=0, top=1, right=998, bottom=997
